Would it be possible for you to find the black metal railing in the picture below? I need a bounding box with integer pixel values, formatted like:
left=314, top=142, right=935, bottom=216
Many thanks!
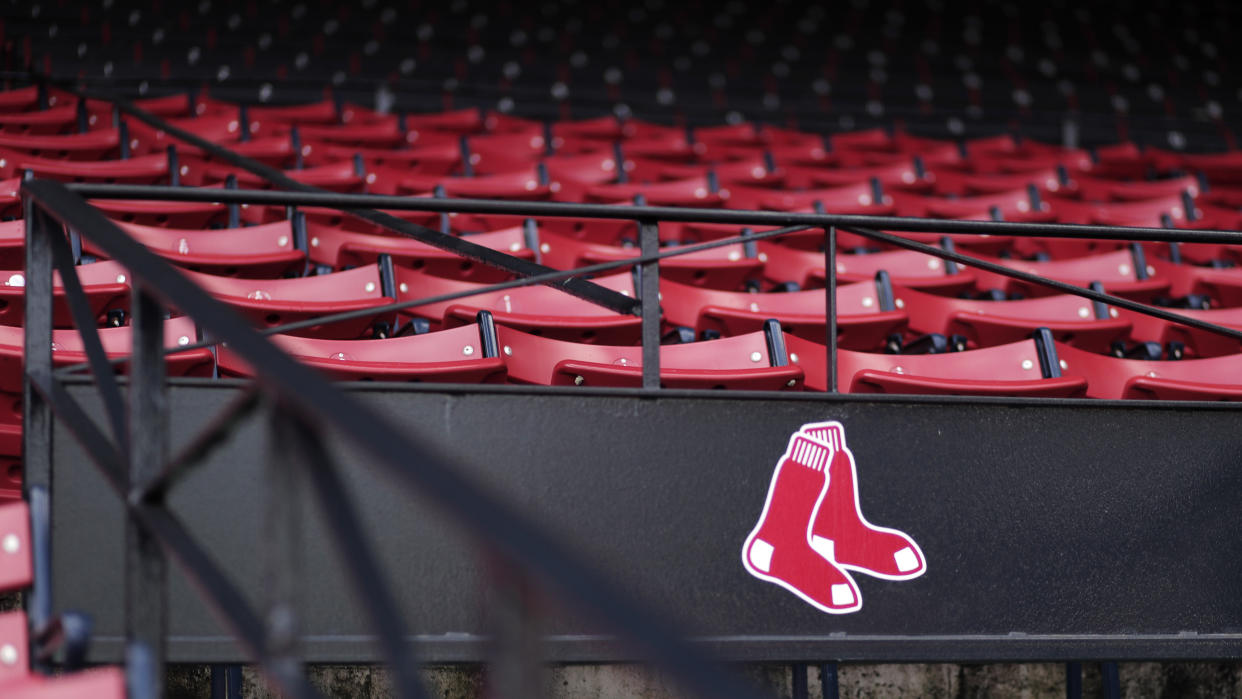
left=21, top=177, right=782, bottom=699
left=24, top=178, right=1242, bottom=699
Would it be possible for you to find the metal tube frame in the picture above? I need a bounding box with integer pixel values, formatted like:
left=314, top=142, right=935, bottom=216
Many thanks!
left=22, top=177, right=770, bottom=699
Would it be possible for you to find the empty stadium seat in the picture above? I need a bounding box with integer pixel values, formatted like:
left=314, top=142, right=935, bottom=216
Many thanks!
left=394, top=268, right=640, bottom=343
left=1056, top=342, right=1242, bottom=400
left=180, top=264, right=395, bottom=338
left=539, top=230, right=761, bottom=289
left=1121, top=306, right=1242, bottom=358
left=305, top=222, right=534, bottom=282
left=496, top=324, right=804, bottom=390
left=785, top=334, right=1088, bottom=397
left=759, top=243, right=975, bottom=293
left=0, top=423, right=18, bottom=500
left=95, top=220, right=307, bottom=277
left=0, top=317, right=215, bottom=392
left=0, top=260, right=131, bottom=329
left=969, top=248, right=1170, bottom=300
left=895, top=284, right=1130, bottom=351
left=219, top=321, right=506, bottom=383
left=1150, top=258, right=1242, bottom=307
left=658, top=276, right=907, bottom=349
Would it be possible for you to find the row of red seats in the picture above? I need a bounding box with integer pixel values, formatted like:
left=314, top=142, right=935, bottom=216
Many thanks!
left=0, top=89, right=1239, bottom=225
left=2, top=87, right=1242, bottom=406
left=12, top=312, right=1242, bottom=400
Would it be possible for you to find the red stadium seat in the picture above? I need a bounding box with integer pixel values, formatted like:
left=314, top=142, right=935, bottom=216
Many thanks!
left=0, top=317, right=215, bottom=393
left=1067, top=173, right=1200, bottom=202
left=785, top=334, right=1088, bottom=396
left=0, top=502, right=31, bottom=591
left=1045, top=193, right=1191, bottom=226
left=1149, top=258, right=1242, bottom=306
left=90, top=220, right=306, bottom=277
left=896, top=188, right=1050, bottom=220
left=585, top=177, right=729, bottom=207
left=646, top=158, right=785, bottom=188
left=402, top=108, right=488, bottom=134
left=0, top=423, right=18, bottom=499
left=0, top=86, right=42, bottom=114
left=315, top=141, right=460, bottom=173
left=895, top=284, right=1130, bottom=351
left=0, top=106, right=78, bottom=136
left=179, top=264, right=394, bottom=338
left=260, top=120, right=386, bottom=151
left=219, top=322, right=506, bottom=383
left=497, top=324, right=804, bottom=390
left=193, top=158, right=371, bottom=194
left=88, top=197, right=228, bottom=229
left=931, top=167, right=1064, bottom=197
left=969, top=248, right=1170, bottom=300
left=247, top=99, right=343, bottom=125
left=539, top=230, right=761, bottom=289
left=758, top=243, right=976, bottom=293
left=0, top=220, right=24, bottom=270
left=401, top=168, right=557, bottom=200
left=125, top=112, right=245, bottom=155
left=0, top=260, right=131, bottom=328
left=1121, top=305, right=1242, bottom=358
left=783, top=159, right=929, bottom=192
left=305, top=222, right=533, bottom=282
left=0, top=149, right=175, bottom=184
left=658, top=276, right=907, bottom=349
left=728, top=181, right=888, bottom=213
left=0, top=177, right=19, bottom=219
left=394, top=268, right=640, bottom=343
left=0, top=129, right=121, bottom=161
left=1056, top=342, right=1242, bottom=400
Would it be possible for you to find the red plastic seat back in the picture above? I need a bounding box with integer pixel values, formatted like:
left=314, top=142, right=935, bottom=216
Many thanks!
left=0, top=502, right=31, bottom=592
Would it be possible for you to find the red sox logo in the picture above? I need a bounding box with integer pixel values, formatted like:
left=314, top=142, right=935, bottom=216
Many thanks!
left=742, top=421, right=925, bottom=614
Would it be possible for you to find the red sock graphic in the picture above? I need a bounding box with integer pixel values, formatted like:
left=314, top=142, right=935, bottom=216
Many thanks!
left=800, top=422, right=926, bottom=580
left=741, top=434, right=862, bottom=614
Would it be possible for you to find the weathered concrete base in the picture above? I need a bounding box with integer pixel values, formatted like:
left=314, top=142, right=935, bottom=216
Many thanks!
left=162, top=662, right=1242, bottom=698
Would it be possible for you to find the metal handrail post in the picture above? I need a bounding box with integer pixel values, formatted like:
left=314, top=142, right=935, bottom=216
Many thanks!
left=22, top=201, right=56, bottom=636
left=825, top=226, right=838, bottom=393
left=640, top=219, right=661, bottom=389
left=126, top=286, right=168, bottom=694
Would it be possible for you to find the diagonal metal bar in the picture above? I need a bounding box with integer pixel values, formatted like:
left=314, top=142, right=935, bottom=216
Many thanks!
left=134, top=386, right=262, bottom=503
left=291, top=412, right=432, bottom=699
left=28, top=368, right=126, bottom=491
left=23, top=177, right=766, bottom=699
left=59, top=87, right=635, bottom=316
left=30, top=367, right=320, bottom=698
left=47, top=228, right=130, bottom=457
left=63, top=183, right=1242, bottom=246
left=130, top=503, right=322, bottom=699
left=845, top=225, right=1242, bottom=343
